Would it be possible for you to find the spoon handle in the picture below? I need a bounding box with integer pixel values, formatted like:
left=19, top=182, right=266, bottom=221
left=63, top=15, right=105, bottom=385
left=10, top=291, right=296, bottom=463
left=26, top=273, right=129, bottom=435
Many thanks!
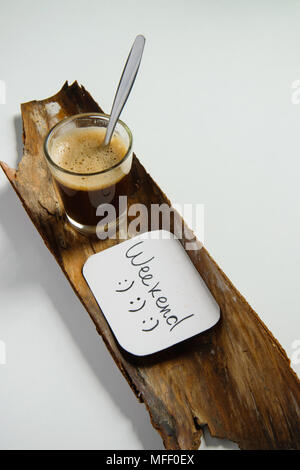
left=104, top=35, right=146, bottom=146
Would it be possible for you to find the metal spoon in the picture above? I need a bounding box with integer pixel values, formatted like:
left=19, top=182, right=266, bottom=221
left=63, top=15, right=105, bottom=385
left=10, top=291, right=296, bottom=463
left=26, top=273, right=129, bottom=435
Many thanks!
left=103, top=35, right=146, bottom=147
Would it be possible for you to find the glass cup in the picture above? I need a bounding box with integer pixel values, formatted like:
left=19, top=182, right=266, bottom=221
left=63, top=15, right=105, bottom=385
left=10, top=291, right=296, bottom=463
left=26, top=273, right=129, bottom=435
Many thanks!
left=43, top=113, right=133, bottom=235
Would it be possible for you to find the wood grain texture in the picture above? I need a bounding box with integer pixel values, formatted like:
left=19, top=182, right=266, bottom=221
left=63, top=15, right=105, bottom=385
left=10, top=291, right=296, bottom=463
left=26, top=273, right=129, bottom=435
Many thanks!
left=1, top=81, right=300, bottom=450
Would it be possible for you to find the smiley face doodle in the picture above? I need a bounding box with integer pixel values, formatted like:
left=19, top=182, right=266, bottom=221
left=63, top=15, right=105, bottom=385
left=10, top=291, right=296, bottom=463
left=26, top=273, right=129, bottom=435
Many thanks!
left=128, top=297, right=146, bottom=312
left=115, top=279, right=135, bottom=293
left=142, top=316, right=159, bottom=332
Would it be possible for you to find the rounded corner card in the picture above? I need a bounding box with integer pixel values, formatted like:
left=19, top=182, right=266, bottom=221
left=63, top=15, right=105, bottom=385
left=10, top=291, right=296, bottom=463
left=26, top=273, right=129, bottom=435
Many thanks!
left=82, top=230, right=220, bottom=356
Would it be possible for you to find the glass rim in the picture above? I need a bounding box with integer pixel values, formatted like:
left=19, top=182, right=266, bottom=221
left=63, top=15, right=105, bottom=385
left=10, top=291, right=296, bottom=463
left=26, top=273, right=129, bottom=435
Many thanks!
left=43, top=112, right=133, bottom=177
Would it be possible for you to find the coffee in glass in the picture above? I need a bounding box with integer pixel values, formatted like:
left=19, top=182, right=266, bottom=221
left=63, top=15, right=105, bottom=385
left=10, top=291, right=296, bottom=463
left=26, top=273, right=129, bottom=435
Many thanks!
left=44, top=113, right=133, bottom=234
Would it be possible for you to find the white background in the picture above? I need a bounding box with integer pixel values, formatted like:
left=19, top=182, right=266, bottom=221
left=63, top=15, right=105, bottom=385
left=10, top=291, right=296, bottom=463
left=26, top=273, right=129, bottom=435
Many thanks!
left=0, top=0, right=299, bottom=450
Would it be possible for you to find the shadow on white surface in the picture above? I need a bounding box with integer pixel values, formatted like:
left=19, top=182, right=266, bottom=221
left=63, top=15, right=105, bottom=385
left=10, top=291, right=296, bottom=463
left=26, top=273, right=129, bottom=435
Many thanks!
left=13, top=116, right=24, bottom=168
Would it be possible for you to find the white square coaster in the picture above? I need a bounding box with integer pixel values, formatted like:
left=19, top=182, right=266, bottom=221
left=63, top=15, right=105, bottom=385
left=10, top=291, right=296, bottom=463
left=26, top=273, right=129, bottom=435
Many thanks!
left=83, top=230, right=220, bottom=356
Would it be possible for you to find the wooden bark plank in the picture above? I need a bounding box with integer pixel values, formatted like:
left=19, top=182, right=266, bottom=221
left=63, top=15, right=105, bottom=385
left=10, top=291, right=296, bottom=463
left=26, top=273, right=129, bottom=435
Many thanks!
left=1, top=81, right=300, bottom=450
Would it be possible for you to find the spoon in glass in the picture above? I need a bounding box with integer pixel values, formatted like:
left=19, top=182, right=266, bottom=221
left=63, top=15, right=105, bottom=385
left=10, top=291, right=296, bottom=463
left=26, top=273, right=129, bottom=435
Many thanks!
left=103, top=34, right=146, bottom=147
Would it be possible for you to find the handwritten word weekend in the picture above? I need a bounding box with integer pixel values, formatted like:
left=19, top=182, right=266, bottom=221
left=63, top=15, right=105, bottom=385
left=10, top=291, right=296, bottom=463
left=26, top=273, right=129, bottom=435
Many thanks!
left=123, top=241, right=194, bottom=332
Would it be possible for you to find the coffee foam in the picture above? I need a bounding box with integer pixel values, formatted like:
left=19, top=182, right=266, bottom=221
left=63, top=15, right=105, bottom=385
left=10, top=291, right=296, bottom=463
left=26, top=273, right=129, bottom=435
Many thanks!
left=49, top=127, right=130, bottom=191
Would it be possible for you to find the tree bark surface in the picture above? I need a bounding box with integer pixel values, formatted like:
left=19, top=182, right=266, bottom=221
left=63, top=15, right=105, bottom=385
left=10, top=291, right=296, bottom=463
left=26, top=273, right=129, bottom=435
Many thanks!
left=1, top=82, right=299, bottom=450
